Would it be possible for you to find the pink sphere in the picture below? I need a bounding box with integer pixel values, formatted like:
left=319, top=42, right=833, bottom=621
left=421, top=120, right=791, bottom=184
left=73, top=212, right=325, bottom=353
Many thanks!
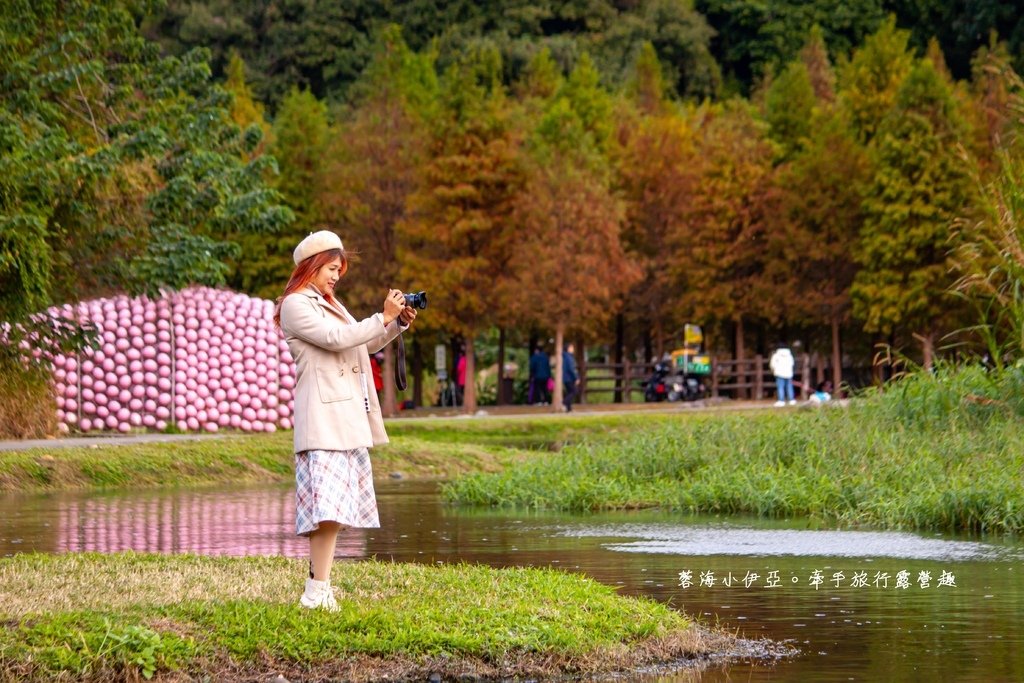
left=80, top=418, right=93, bottom=431
left=155, top=420, right=168, bottom=431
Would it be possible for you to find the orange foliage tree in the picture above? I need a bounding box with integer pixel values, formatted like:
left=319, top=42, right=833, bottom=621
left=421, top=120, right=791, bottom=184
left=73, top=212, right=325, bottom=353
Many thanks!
left=319, top=27, right=437, bottom=414
left=399, top=47, right=526, bottom=414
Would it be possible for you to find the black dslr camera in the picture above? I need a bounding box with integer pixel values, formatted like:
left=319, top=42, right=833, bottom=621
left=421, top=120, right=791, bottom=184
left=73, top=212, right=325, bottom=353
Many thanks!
left=402, top=291, right=428, bottom=309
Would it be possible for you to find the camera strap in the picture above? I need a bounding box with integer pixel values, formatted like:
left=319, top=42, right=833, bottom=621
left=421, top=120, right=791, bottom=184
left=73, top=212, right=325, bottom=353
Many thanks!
left=395, top=332, right=408, bottom=391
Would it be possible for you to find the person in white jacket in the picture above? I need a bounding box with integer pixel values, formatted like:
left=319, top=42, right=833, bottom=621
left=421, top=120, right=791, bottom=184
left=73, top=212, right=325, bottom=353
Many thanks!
left=769, top=344, right=795, bottom=406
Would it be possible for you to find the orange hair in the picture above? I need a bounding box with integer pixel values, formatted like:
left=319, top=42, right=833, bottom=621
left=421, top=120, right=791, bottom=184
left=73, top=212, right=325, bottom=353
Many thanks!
left=273, top=248, right=347, bottom=328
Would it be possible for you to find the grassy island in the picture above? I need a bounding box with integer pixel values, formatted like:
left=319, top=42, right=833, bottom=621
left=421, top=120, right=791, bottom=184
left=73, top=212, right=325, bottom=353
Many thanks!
left=0, top=552, right=738, bottom=681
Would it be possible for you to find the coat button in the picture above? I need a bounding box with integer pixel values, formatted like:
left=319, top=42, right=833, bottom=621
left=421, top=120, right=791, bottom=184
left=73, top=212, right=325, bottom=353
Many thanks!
left=353, top=366, right=360, bottom=373
left=338, top=368, right=344, bottom=376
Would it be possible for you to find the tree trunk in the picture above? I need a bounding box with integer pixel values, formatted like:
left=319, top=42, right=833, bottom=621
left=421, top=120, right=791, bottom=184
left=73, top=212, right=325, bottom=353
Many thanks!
left=463, top=336, right=477, bottom=414
left=918, top=331, right=935, bottom=370
left=614, top=313, right=624, bottom=403
left=653, top=317, right=664, bottom=360
left=830, top=313, right=842, bottom=397
left=496, top=327, right=507, bottom=405
left=381, top=344, right=396, bottom=417
left=553, top=322, right=565, bottom=412
left=411, top=335, right=423, bottom=409
left=734, top=316, right=746, bottom=399
left=577, top=336, right=586, bottom=405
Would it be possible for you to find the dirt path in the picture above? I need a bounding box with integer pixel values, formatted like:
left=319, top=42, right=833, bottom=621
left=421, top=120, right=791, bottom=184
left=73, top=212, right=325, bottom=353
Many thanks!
left=0, top=399, right=781, bottom=451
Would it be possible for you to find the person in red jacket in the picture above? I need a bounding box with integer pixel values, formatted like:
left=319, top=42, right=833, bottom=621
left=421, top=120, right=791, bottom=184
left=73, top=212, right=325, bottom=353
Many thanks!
left=370, top=351, right=384, bottom=392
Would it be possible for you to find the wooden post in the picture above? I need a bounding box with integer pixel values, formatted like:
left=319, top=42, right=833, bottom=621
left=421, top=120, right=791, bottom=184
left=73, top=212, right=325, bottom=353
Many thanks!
left=711, top=356, right=719, bottom=398
left=754, top=355, right=764, bottom=401
left=578, top=339, right=587, bottom=404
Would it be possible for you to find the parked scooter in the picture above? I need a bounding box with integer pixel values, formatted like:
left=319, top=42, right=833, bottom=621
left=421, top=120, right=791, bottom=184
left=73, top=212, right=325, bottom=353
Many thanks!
left=644, top=361, right=704, bottom=402
left=643, top=361, right=672, bottom=402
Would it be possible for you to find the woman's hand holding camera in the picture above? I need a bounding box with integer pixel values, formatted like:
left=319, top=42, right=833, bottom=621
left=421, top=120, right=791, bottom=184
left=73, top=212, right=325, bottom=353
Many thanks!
left=382, top=289, right=405, bottom=326
left=399, top=306, right=417, bottom=326
left=383, top=288, right=417, bottom=328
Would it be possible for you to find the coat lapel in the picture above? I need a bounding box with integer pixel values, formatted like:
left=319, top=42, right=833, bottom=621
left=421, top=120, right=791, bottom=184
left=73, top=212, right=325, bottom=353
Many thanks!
left=302, top=286, right=354, bottom=324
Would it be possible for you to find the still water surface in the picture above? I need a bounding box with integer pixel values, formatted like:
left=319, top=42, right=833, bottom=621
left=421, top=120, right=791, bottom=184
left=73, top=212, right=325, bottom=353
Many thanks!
left=1, top=480, right=1021, bottom=682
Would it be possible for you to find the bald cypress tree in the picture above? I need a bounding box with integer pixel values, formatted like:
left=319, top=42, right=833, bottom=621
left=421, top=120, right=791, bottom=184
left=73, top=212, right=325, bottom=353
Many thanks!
left=851, top=58, right=975, bottom=366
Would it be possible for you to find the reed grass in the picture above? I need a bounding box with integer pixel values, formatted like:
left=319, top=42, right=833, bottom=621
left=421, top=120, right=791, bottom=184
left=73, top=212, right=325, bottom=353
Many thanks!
left=445, top=365, right=1024, bottom=533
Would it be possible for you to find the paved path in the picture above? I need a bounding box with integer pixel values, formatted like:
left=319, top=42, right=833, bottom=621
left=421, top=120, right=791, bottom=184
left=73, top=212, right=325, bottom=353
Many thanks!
left=0, top=399, right=789, bottom=452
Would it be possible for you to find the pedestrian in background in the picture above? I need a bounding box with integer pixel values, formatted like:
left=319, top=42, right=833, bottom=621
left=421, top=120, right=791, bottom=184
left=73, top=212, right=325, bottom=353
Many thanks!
left=769, top=343, right=795, bottom=406
left=562, top=342, right=579, bottom=412
left=455, top=345, right=467, bottom=406
left=529, top=345, right=551, bottom=405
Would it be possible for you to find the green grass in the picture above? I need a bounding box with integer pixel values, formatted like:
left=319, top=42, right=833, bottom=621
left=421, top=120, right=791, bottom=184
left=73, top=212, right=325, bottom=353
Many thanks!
left=0, top=552, right=712, bottom=681
left=444, top=365, right=1024, bottom=533
left=0, top=413, right=677, bottom=492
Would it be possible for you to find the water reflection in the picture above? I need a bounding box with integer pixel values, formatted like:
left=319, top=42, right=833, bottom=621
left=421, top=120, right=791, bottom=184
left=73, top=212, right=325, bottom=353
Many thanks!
left=5, top=487, right=366, bottom=558
left=558, top=523, right=1019, bottom=561
left=1, top=482, right=1022, bottom=682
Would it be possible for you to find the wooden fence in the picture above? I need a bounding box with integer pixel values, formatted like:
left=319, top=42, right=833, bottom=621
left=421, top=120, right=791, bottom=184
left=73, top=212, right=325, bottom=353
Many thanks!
left=579, top=354, right=816, bottom=403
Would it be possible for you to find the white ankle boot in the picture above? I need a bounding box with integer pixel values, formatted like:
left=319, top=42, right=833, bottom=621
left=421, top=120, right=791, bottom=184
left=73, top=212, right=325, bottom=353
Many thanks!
left=300, top=578, right=339, bottom=611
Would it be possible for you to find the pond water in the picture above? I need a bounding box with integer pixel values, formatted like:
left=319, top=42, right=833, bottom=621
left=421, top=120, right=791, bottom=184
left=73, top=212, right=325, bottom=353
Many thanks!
left=1, top=480, right=1021, bottom=682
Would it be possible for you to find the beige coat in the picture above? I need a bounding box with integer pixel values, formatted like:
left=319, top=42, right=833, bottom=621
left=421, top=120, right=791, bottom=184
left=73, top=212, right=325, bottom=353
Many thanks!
left=279, top=285, right=405, bottom=454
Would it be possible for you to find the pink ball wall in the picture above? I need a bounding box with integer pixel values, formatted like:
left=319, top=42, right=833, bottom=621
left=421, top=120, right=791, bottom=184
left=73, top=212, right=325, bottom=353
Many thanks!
left=49, top=287, right=295, bottom=434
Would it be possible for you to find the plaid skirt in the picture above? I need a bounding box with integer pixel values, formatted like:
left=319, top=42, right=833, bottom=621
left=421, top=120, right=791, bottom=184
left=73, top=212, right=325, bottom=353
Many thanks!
left=294, top=448, right=380, bottom=536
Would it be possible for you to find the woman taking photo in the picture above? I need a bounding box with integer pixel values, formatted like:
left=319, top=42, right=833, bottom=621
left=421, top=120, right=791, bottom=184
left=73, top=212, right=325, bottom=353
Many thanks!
left=274, top=230, right=415, bottom=610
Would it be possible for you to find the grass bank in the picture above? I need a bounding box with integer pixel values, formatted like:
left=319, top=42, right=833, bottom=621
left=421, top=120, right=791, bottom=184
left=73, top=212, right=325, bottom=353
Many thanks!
left=0, top=413, right=678, bottom=492
left=0, top=552, right=730, bottom=681
left=445, top=366, right=1024, bottom=533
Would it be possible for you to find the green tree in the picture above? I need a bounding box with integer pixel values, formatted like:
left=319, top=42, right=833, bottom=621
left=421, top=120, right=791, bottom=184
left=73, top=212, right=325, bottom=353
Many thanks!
left=697, top=0, right=886, bottom=93
left=595, top=0, right=721, bottom=99
left=763, top=59, right=817, bottom=159
left=0, top=0, right=290, bottom=308
left=851, top=59, right=975, bottom=366
left=838, top=16, right=915, bottom=144
left=230, top=87, right=330, bottom=299
left=224, top=49, right=271, bottom=151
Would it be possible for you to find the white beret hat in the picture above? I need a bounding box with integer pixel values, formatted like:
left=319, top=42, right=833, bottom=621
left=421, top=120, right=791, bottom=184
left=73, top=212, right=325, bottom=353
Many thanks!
left=293, top=230, right=343, bottom=265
